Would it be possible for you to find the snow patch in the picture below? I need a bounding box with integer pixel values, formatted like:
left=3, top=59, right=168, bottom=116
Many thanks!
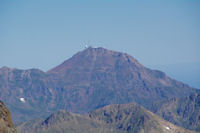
left=20, top=98, right=25, bottom=103
left=49, top=88, right=53, bottom=94
left=165, top=126, right=170, bottom=130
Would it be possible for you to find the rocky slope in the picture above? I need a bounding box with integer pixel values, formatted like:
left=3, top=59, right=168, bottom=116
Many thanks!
left=17, top=103, right=195, bottom=133
left=0, top=100, right=17, bottom=133
left=151, top=90, right=200, bottom=132
left=0, top=47, right=195, bottom=124
left=0, top=67, right=52, bottom=124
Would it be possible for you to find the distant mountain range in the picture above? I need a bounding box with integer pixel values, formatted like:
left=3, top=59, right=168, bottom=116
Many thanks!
left=0, top=100, right=17, bottom=133
left=17, top=102, right=195, bottom=133
left=0, top=47, right=195, bottom=125
left=0, top=47, right=200, bottom=133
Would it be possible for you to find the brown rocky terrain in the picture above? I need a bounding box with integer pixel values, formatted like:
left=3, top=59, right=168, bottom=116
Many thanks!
left=0, top=100, right=17, bottom=133
left=151, top=90, right=200, bottom=132
left=17, top=103, right=196, bottom=133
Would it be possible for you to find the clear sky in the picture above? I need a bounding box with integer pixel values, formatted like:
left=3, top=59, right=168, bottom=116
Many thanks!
left=0, top=0, right=200, bottom=88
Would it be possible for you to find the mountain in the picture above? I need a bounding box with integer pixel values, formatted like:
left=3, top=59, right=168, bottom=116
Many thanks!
left=47, top=47, right=195, bottom=108
left=17, top=110, right=109, bottom=133
left=151, top=91, right=200, bottom=132
left=17, top=103, right=195, bottom=133
left=0, top=100, right=17, bottom=133
left=0, top=47, right=195, bottom=124
left=0, top=67, right=52, bottom=124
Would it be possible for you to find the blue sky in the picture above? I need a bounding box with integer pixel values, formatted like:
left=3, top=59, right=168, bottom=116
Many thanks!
left=0, top=0, right=200, bottom=88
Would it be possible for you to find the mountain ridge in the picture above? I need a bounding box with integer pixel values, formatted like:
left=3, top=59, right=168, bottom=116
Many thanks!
left=17, top=102, right=196, bottom=133
left=151, top=90, right=200, bottom=132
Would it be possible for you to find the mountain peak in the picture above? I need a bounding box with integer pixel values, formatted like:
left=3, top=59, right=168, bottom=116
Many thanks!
left=86, top=46, right=106, bottom=50
left=77, top=46, right=124, bottom=57
left=0, top=66, right=10, bottom=70
left=79, top=46, right=115, bottom=56
left=83, top=46, right=134, bottom=58
left=0, top=66, right=13, bottom=71
left=41, top=110, right=73, bottom=126
left=47, top=47, right=140, bottom=75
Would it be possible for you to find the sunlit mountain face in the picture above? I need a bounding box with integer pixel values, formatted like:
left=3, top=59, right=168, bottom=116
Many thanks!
left=17, top=103, right=196, bottom=133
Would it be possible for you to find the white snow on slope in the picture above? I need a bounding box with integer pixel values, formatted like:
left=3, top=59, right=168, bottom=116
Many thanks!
left=20, top=98, right=25, bottom=103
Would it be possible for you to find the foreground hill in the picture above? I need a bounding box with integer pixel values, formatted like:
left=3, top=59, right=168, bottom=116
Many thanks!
left=151, top=91, right=200, bottom=132
left=0, top=100, right=17, bottom=133
left=17, top=103, right=195, bottom=133
left=0, top=47, right=195, bottom=123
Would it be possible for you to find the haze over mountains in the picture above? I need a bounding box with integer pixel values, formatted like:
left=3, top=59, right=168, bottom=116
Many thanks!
left=0, top=47, right=196, bottom=125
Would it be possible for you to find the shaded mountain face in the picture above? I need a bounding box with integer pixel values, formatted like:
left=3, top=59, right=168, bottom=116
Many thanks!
left=151, top=91, right=200, bottom=132
left=0, top=67, right=52, bottom=123
left=0, top=100, right=17, bottom=133
left=17, top=103, right=195, bottom=133
left=0, top=47, right=195, bottom=123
